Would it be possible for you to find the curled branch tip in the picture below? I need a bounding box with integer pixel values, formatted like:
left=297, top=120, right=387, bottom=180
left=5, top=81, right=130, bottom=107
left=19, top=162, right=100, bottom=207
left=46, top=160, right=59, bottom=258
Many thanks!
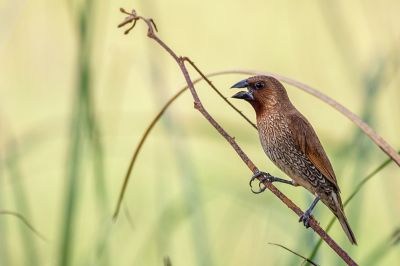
left=118, top=8, right=158, bottom=35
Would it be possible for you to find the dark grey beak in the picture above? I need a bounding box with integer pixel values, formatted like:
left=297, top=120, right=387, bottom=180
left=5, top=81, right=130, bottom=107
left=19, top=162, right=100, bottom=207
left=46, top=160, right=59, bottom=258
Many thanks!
left=232, top=91, right=254, bottom=101
left=231, top=79, right=253, bottom=101
left=231, top=79, right=249, bottom=88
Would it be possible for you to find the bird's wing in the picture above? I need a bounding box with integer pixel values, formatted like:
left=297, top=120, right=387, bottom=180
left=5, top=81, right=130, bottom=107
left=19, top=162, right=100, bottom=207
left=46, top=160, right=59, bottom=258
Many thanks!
left=288, top=112, right=340, bottom=192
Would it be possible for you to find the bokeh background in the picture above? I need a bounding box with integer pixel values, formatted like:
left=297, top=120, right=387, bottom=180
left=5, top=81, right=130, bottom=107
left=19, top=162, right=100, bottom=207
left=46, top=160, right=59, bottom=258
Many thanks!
left=0, top=0, right=399, bottom=265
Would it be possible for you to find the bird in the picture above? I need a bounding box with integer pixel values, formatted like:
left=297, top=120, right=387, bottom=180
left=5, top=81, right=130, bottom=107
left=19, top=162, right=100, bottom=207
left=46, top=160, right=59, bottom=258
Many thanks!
left=231, top=75, right=357, bottom=245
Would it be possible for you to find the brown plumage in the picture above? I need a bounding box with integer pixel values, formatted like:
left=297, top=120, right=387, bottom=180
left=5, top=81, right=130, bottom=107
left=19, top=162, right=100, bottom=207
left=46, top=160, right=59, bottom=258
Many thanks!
left=231, top=75, right=357, bottom=245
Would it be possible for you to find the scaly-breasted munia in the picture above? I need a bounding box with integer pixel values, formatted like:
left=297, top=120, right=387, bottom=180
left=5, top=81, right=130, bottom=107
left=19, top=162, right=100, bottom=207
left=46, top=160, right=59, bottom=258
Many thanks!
left=231, top=75, right=357, bottom=245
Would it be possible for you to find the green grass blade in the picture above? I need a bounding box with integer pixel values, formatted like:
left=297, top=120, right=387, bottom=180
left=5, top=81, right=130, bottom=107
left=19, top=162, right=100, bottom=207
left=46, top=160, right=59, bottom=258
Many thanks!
left=58, top=108, right=84, bottom=266
left=268, top=242, right=318, bottom=266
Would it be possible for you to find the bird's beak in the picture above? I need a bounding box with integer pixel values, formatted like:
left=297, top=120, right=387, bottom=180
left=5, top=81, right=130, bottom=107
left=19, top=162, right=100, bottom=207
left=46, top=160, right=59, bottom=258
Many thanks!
left=232, top=91, right=254, bottom=101
left=231, top=79, right=249, bottom=89
left=231, top=79, right=254, bottom=101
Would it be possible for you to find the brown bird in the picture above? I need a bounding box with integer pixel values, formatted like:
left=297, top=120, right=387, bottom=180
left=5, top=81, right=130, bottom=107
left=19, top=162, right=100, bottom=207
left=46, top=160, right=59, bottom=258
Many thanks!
left=231, top=75, right=357, bottom=245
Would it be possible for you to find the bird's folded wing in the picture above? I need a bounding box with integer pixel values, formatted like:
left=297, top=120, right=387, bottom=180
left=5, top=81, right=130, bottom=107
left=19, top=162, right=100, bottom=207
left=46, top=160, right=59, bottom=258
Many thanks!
left=288, top=112, right=340, bottom=192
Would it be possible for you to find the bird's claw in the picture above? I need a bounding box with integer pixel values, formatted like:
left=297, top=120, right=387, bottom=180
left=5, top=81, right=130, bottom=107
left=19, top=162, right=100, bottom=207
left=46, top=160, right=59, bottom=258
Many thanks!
left=299, top=210, right=312, bottom=228
left=249, top=171, right=274, bottom=194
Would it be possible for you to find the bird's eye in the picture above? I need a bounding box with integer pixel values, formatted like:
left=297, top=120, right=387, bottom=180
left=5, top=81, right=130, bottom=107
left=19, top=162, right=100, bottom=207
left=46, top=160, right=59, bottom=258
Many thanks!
left=254, top=82, right=264, bottom=90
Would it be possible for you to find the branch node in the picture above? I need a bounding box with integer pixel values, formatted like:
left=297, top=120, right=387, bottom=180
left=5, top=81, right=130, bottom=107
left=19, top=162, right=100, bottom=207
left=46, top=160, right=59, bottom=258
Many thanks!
left=194, top=101, right=201, bottom=110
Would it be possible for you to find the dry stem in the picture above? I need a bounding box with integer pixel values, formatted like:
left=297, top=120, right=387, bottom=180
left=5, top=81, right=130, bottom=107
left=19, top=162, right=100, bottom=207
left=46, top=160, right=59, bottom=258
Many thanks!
left=117, top=8, right=358, bottom=266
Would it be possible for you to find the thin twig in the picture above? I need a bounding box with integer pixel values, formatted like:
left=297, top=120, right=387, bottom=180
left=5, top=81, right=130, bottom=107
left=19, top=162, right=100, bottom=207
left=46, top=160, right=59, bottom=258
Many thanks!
left=117, top=8, right=357, bottom=265
left=112, top=86, right=187, bottom=219
left=262, top=71, right=400, bottom=167
left=185, top=69, right=400, bottom=166
left=183, top=58, right=257, bottom=129
left=0, top=210, right=47, bottom=241
left=268, top=242, right=318, bottom=266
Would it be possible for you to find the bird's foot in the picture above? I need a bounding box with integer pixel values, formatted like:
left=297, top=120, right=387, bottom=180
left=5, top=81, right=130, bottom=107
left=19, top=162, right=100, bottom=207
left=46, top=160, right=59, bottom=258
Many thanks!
left=249, top=170, right=296, bottom=194
left=299, top=210, right=312, bottom=228
left=249, top=170, right=274, bottom=194
left=299, top=196, right=320, bottom=228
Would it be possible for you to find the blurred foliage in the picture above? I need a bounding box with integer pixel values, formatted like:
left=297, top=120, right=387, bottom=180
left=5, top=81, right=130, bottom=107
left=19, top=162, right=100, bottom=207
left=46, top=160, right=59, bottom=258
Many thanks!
left=0, top=0, right=399, bottom=265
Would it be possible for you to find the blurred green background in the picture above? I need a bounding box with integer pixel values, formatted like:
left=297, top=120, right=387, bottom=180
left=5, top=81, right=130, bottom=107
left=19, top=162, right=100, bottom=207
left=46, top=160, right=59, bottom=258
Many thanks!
left=0, top=0, right=399, bottom=265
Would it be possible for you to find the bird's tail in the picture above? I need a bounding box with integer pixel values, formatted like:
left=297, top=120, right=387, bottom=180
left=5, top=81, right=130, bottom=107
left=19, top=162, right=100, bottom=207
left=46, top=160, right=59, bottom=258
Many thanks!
left=331, top=192, right=357, bottom=245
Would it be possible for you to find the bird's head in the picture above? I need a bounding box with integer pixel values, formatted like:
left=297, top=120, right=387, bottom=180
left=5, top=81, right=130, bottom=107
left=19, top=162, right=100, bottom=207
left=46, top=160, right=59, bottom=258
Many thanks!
left=231, top=75, right=290, bottom=113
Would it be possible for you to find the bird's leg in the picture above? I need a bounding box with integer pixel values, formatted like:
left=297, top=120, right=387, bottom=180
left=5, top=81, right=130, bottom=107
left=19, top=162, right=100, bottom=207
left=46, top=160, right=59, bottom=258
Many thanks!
left=299, top=196, right=320, bottom=228
left=249, top=170, right=297, bottom=194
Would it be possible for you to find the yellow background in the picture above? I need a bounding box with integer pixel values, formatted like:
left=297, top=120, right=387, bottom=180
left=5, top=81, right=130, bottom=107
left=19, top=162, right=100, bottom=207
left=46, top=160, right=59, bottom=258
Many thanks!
left=0, top=0, right=399, bottom=265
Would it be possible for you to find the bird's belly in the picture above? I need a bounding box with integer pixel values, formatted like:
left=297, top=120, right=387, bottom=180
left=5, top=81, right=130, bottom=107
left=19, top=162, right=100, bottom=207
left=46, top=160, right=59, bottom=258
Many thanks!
left=259, top=131, right=330, bottom=194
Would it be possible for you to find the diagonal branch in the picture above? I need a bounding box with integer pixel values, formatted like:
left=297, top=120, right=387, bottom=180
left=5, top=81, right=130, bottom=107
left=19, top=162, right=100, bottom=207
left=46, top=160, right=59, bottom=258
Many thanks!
left=117, top=8, right=357, bottom=266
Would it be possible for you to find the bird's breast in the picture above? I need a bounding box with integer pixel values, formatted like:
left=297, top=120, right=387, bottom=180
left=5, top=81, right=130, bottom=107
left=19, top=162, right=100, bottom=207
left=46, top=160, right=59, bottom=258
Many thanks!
left=257, top=113, right=295, bottom=163
left=257, top=113, right=292, bottom=148
left=256, top=112, right=331, bottom=193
